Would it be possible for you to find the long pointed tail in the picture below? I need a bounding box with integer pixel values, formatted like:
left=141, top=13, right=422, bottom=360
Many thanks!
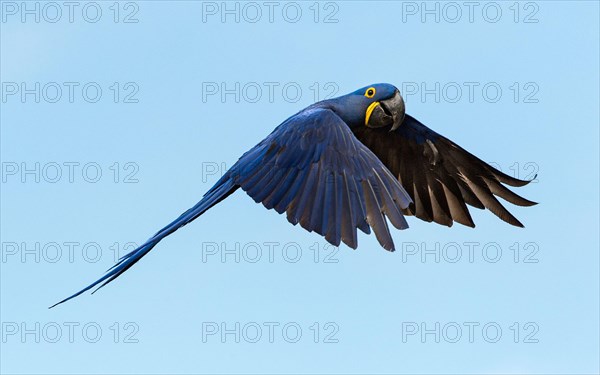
left=50, top=177, right=238, bottom=308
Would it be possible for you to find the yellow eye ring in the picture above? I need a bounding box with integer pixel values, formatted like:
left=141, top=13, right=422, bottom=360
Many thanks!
left=364, top=87, right=376, bottom=98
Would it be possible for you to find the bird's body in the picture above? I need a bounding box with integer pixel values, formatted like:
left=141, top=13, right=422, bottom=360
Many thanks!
left=51, top=83, right=536, bottom=307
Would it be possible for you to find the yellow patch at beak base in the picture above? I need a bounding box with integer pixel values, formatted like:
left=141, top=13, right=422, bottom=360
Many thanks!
left=365, top=101, right=380, bottom=125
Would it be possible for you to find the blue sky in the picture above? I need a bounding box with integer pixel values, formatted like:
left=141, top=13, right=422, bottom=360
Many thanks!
left=1, top=1, right=599, bottom=374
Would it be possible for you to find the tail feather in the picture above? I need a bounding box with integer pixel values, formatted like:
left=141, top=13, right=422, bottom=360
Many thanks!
left=50, top=177, right=238, bottom=308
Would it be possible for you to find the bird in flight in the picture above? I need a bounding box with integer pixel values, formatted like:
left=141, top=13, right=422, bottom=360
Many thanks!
left=51, top=83, right=536, bottom=307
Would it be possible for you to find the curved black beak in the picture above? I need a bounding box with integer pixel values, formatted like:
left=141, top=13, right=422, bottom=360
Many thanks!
left=380, top=89, right=405, bottom=131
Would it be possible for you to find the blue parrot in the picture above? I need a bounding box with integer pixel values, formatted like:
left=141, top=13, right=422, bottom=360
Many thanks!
left=51, top=83, right=536, bottom=307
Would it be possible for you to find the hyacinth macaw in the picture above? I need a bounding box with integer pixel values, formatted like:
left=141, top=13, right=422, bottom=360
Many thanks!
left=51, top=83, right=536, bottom=307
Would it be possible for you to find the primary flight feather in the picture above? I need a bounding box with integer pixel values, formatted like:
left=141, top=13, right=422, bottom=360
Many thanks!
left=51, top=83, right=536, bottom=307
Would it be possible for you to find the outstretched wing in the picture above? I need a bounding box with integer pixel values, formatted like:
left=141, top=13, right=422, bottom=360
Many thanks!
left=352, top=114, right=536, bottom=227
left=230, top=107, right=412, bottom=251
left=51, top=107, right=412, bottom=308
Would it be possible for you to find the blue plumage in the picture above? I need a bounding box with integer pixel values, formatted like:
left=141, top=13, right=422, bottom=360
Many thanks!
left=51, top=83, right=535, bottom=307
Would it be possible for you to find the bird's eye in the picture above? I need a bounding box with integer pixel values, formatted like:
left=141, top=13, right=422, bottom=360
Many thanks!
left=364, top=87, right=376, bottom=98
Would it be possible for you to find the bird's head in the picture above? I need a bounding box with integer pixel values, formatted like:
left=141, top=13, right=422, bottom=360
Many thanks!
left=326, top=83, right=405, bottom=131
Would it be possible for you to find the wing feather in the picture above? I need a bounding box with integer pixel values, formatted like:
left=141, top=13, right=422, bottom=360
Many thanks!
left=361, top=180, right=394, bottom=251
left=262, top=167, right=297, bottom=211
left=233, top=108, right=412, bottom=250
left=339, top=172, right=358, bottom=248
left=352, top=114, right=536, bottom=227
